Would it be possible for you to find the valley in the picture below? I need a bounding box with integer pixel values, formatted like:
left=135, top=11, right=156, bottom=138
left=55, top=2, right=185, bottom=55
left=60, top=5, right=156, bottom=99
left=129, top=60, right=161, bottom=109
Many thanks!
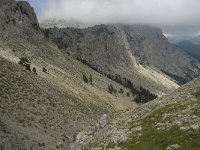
left=0, top=0, right=200, bottom=149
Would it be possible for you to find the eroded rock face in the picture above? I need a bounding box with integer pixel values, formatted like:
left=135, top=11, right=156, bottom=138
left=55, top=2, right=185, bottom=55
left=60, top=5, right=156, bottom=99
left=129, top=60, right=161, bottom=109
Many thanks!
left=44, top=25, right=132, bottom=72
left=0, top=0, right=39, bottom=31
left=45, top=24, right=200, bottom=85
left=118, top=24, right=200, bottom=82
left=16, top=1, right=39, bottom=28
left=0, top=0, right=15, bottom=7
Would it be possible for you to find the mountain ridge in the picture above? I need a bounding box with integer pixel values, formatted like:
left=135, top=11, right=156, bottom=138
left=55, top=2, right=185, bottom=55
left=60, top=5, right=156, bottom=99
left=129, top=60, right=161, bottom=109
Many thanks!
left=0, top=0, right=200, bottom=149
left=44, top=23, right=200, bottom=94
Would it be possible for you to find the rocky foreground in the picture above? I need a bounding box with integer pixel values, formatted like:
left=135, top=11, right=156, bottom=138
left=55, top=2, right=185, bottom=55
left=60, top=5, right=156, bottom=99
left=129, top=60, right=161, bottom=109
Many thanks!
left=71, top=77, right=200, bottom=150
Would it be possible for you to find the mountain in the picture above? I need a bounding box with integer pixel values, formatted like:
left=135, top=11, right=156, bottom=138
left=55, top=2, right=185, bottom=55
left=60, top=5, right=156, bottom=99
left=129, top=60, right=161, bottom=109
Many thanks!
left=176, top=35, right=200, bottom=61
left=1, top=0, right=200, bottom=149
left=75, top=76, right=200, bottom=149
left=40, top=19, right=87, bottom=29
left=177, top=40, right=200, bottom=61
left=167, top=35, right=192, bottom=44
left=44, top=24, right=200, bottom=89
left=117, top=25, right=200, bottom=82
left=191, top=35, right=200, bottom=44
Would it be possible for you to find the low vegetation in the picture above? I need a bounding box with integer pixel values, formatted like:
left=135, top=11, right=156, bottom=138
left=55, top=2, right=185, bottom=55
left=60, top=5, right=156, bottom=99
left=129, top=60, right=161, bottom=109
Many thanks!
left=32, top=67, right=37, bottom=74
left=18, top=57, right=31, bottom=71
left=42, top=67, right=47, bottom=73
left=83, top=74, right=88, bottom=83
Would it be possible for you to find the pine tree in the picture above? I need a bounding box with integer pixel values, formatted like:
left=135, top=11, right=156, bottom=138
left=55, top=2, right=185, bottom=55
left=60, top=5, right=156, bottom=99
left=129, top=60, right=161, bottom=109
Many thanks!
left=32, top=67, right=37, bottom=74
left=89, top=74, right=93, bottom=85
left=43, top=67, right=47, bottom=73
left=83, top=74, right=88, bottom=83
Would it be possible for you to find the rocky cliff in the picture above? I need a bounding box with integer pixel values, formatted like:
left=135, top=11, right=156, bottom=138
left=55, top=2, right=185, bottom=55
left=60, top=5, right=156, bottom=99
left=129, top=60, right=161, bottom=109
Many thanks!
left=0, top=0, right=38, bottom=29
left=119, top=24, right=200, bottom=82
left=44, top=24, right=200, bottom=95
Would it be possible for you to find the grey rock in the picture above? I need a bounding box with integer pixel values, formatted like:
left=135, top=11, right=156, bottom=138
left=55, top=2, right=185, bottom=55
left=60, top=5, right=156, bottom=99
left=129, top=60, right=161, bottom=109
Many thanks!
left=132, top=126, right=143, bottom=132
left=91, top=147, right=103, bottom=150
left=76, top=131, right=94, bottom=145
left=99, top=114, right=108, bottom=128
left=111, top=129, right=128, bottom=143
left=166, top=144, right=181, bottom=150
left=180, top=127, right=188, bottom=131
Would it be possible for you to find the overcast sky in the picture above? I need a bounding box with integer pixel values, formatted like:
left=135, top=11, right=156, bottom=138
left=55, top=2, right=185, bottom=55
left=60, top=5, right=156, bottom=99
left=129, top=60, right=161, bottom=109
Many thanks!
left=27, top=0, right=200, bottom=36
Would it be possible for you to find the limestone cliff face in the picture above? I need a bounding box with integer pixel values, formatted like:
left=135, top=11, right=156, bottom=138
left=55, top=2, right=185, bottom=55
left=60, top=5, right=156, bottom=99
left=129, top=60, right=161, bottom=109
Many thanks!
left=44, top=25, right=133, bottom=72
left=118, top=24, right=200, bottom=81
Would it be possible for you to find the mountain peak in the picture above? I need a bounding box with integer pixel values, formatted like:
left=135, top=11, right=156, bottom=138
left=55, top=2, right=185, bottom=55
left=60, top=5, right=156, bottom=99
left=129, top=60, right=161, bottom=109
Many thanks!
left=0, top=0, right=39, bottom=31
left=16, top=1, right=39, bottom=28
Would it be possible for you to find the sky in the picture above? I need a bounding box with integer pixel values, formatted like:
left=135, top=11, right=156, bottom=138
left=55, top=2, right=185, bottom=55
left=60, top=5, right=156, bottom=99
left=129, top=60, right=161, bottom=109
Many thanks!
left=26, top=0, right=200, bottom=36
left=26, top=0, right=46, bottom=15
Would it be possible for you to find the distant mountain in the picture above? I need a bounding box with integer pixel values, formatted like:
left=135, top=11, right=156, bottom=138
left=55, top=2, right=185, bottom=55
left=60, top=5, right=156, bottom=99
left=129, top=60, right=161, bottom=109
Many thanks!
left=191, top=35, right=200, bottom=44
left=167, top=35, right=192, bottom=44
left=176, top=35, right=200, bottom=61
left=176, top=40, right=200, bottom=61
left=40, top=19, right=87, bottom=29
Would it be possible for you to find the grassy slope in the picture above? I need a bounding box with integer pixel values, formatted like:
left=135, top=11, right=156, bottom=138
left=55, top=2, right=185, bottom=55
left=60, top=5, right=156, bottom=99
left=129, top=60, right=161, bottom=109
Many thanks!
left=85, top=78, right=200, bottom=150
left=118, top=101, right=200, bottom=150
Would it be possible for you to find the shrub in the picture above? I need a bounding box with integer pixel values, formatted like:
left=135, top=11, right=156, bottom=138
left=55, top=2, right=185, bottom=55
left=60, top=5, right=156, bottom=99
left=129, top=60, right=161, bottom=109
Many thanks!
left=113, top=89, right=117, bottom=94
left=25, top=64, right=31, bottom=71
left=18, top=57, right=31, bottom=71
left=119, top=88, right=124, bottom=94
left=18, top=57, right=29, bottom=65
left=127, top=92, right=130, bottom=97
left=32, top=67, right=37, bottom=74
left=83, top=74, right=88, bottom=83
left=108, top=84, right=114, bottom=94
left=89, top=74, right=93, bottom=85
left=43, top=67, right=47, bottom=73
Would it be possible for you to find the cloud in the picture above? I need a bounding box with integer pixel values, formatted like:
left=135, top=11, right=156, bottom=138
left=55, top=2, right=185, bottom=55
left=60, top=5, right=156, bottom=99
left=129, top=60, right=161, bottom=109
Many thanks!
left=38, top=0, right=200, bottom=35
